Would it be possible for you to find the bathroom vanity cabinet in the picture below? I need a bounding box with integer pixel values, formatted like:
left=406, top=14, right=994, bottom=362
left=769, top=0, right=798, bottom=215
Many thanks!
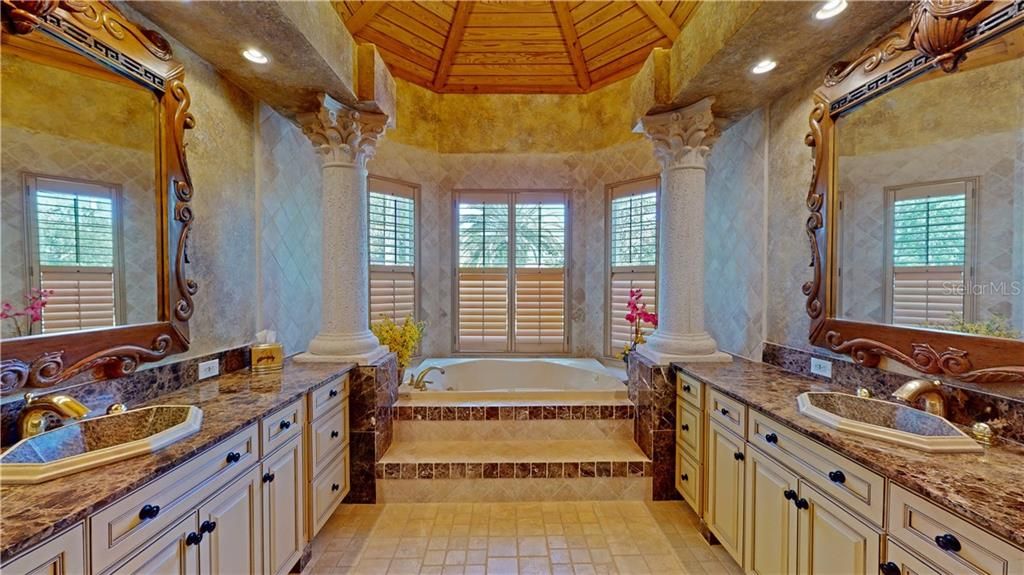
left=675, top=369, right=1024, bottom=575
left=1, top=373, right=350, bottom=575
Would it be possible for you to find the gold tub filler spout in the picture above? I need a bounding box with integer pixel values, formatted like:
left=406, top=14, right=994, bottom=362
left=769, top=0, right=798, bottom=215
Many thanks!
left=408, top=366, right=446, bottom=391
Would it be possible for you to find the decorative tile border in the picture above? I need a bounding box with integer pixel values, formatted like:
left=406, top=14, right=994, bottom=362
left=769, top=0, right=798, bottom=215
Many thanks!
left=393, top=404, right=635, bottom=422
left=376, top=460, right=652, bottom=480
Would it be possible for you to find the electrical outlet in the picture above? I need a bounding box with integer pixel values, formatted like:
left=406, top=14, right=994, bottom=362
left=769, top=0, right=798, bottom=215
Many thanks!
left=810, top=357, right=832, bottom=379
left=198, top=359, right=219, bottom=380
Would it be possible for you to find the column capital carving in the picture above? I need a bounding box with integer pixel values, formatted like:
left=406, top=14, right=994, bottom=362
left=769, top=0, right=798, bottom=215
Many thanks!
left=298, top=93, right=387, bottom=169
left=640, top=97, right=720, bottom=170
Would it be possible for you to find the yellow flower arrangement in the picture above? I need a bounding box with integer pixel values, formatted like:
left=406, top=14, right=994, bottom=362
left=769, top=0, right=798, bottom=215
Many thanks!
left=370, top=315, right=425, bottom=370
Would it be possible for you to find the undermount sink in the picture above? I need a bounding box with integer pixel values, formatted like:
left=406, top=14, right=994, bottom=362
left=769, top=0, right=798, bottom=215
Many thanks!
left=797, top=392, right=982, bottom=454
left=0, top=405, right=202, bottom=485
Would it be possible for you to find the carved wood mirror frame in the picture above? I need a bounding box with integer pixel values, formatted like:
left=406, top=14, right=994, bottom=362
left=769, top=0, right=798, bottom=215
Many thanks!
left=0, top=0, right=196, bottom=394
left=805, top=0, right=1024, bottom=384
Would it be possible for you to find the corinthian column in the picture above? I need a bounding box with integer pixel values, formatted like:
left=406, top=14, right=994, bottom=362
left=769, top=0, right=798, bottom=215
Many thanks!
left=635, top=97, right=731, bottom=364
left=295, top=94, right=389, bottom=364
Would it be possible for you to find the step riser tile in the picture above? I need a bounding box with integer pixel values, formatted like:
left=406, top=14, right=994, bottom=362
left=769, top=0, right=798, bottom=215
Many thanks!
left=377, top=461, right=652, bottom=480
left=394, top=404, right=634, bottom=422
left=377, top=478, right=653, bottom=503
left=396, top=420, right=633, bottom=442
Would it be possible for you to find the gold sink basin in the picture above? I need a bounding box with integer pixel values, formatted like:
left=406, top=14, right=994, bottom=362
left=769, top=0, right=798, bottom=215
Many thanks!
left=797, top=392, right=982, bottom=454
left=0, top=405, right=202, bottom=484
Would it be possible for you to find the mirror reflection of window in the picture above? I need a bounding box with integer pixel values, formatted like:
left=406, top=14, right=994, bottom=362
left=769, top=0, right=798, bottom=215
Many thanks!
left=886, top=179, right=975, bottom=329
left=27, top=175, right=124, bottom=334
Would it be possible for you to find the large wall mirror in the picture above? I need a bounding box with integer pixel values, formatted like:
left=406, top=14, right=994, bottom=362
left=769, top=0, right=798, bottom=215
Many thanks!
left=806, top=1, right=1024, bottom=384
left=0, top=1, right=196, bottom=394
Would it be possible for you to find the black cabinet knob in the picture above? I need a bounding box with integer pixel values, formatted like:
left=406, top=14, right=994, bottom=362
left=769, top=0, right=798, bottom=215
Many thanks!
left=681, top=424, right=690, bottom=432
left=225, top=451, right=241, bottom=464
left=795, top=498, right=809, bottom=510
left=331, top=483, right=340, bottom=492
left=733, top=451, right=745, bottom=461
left=682, top=384, right=691, bottom=393
left=935, top=533, right=961, bottom=553
left=279, top=420, right=291, bottom=431
left=138, top=504, right=160, bottom=521
left=329, top=389, right=339, bottom=398
left=680, top=474, right=689, bottom=482
left=200, top=520, right=217, bottom=534
left=765, top=433, right=778, bottom=444
left=330, top=430, right=340, bottom=439
left=186, top=532, right=203, bottom=546
left=879, top=562, right=901, bottom=575
left=720, top=408, right=730, bottom=416
left=828, top=470, right=846, bottom=484
left=783, top=489, right=797, bottom=501
left=263, top=472, right=276, bottom=483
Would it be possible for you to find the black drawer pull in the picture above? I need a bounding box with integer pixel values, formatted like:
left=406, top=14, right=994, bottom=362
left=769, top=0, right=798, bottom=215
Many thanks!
left=795, top=498, right=809, bottom=510
left=331, top=483, right=340, bottom=492
left=720, top=408, right=730, bottom=416
left=186, top=532, right=203, bottom=546
left=139, top=504, right=160, bottom=521
left=330, top=430, right=340, bottom=439
left=733, top=451, right=745, bottom=461
left=828, top=470, right=846, bottom=484
left=225, top=451, right=241, bottom=464
left=935, top=533, right=961, bottom=553
left=680, top=474, right=688, bottom=482
left=682, top=384, right=691, bottom=393
left=765, top=433, right=778, bottom=444
left=681, top=424, right=689, bottom=432
left=200, top=520, right=217, bottom=534
left=783, top=489, right=797, bottom=501
left=279, top=420, right=292, bottom=431
left=329, top=389, right=339, bottom=398
left=263, top=472, right=276, bottom=483
left=879, top=562, right=901, bottom=575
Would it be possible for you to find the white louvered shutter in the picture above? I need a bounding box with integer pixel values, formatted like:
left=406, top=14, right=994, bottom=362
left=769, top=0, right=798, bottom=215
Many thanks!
left=608, top=178, right=659, bottom=355
left=609, top=272, right=657, bottom=354
left=514, top=197, right=567, bottom=352
left=458, top=272, right=508, bottom=352
left=368, top=178, right=416, bottom=325
left=39, top=268, right=116, bottom=332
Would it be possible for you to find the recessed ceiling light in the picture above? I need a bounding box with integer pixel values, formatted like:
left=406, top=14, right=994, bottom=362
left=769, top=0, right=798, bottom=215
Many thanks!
left=242, top=48, right=269, bottom=64
left=751, top=60, right=777, bottom=74
left=815, top=0, right=848, bottom=20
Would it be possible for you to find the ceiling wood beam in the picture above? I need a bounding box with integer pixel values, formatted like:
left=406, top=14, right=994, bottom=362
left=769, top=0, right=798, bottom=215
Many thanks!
left=433, top=2, right=473, bottom=90
left=345, top=1, right=386, bottom=35
left=552, top=1, right=591, bottom=90
left=637, top=1, right=681, bottom=41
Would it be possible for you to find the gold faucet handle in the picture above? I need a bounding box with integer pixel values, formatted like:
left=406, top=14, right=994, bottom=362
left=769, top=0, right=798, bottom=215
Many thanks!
left=106, top=403, right=128, bottom=415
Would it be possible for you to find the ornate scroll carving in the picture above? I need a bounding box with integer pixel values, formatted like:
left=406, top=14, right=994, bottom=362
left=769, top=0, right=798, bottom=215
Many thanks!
left=1, top=0, right=59, bottom=34
left=0, top=359, right=29, bottom=393
left=802, top=101, right=827, bottom=322
left=59, top=0, right=173, bottom=60
left=0, top=336, right=172, bottom=392
left=170, top=78, right=198, bottom=322
left=298, top=94, right=388, bottom=169
left=640, top=97, right=720, bottom=170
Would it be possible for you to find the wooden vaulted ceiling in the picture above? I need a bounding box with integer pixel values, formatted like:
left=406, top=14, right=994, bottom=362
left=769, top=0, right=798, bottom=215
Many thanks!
left=334, top=1, right=697, bottom=94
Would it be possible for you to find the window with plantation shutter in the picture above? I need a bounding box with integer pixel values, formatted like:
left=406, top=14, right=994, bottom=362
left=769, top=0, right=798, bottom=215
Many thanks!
left=368, top=177, right=417, bottom=325
left=27, top=176, right=122, bottom=333
left=607, top=177, right=659, bottom=356
left=886, top=179, right=974, bottom=327
left=455, top=191, right=568, bottom=353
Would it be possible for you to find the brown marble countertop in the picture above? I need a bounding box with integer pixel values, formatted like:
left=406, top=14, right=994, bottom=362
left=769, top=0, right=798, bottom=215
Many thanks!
left=0, top=359, right=355, bottom=562
left=673, top=357, right=1024, bottom=549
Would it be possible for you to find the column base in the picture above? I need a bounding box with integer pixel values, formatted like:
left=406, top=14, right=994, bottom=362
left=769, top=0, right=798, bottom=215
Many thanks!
left=634, top=346, right=732, bottom=365
left=635, top=331, right=732, bottom=365
left=295, top=331, right=389, bottom=365
left=295, top=345, right=389, bottom=365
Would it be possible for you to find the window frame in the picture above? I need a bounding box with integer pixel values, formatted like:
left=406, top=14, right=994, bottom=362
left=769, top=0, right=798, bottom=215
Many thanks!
left=883, top=177, right=978, bottom=327
left=605, top=175, right=660, bottom=358
left=451, top=189, right=572, bottom=355
left=367, top=175, right=420, bottom=326
left=23, top=173, right=127, bottom=331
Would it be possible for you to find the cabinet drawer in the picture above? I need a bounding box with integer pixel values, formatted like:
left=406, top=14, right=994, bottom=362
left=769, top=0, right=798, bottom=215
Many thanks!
left=107, top=511, right=198, bottom=575
left=675, top=447, right=701, bottom=515
left=748, top=410, right=885, bottom=527
left=707, top=388, right=745, bottom=438
left=2, top=523, right=85, bottom=575
left=262, top=398, right=304, bottom=457
left=310, top=374, right=349, bottom=421
left=677, top=372, right=703, bottom=409
left=89, top=424, right=258, bottom=573
left=310, top=449, right=350, bottom=536
left=676, top=400, right=701, bottom=458
left=885, top=539, right=945, bottom=575
left=888, top=484, right=1024, bottom=575
left=309, top=401, right=349, bottom=476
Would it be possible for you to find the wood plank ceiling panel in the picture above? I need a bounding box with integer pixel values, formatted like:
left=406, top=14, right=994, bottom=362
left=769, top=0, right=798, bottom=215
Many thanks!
left=334, top=0, right=690, bottom=94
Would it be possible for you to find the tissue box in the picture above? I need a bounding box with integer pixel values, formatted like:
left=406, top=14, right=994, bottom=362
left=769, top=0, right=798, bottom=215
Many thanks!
left=251, top=343, right=284, bottom=373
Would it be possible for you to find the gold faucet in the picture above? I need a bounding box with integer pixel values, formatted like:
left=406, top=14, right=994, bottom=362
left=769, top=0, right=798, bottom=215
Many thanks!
left=892, top=379, right=946, bottom=418
left=18, top=393, right=91, bottom=439
left=408, top=367, right=445, bottom=391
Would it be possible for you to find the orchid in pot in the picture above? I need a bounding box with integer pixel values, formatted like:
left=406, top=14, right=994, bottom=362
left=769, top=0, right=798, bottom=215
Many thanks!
left=619, top=288, right=658, bottom=363
left=1, top=288, right=55, bottom=337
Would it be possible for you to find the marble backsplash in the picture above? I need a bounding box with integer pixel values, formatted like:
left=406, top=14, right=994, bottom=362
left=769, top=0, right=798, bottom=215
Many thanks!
left=762, top=342, right=1024, bottom=445
left=1, top=346, right=250, bottom=447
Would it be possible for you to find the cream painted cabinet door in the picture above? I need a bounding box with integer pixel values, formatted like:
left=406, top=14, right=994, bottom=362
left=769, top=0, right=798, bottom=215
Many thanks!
left=262, top=436, right=306, bottom=575
left=2, top=524, right=85, bottom=575
left=199, top=465, right=263, bottom=575
left=745, top=447, right=799, bottom=575
left=797, top=482, right=881, bottom=575
left=706, top=418, right=745, bottom=566
left=110, top=513, right=199, bottom=575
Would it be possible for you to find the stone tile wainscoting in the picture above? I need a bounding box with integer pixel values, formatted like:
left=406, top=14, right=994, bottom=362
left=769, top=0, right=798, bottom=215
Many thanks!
left=346, top=353, right=401, bottom=504
left=626, top=352, right=680, bottom=501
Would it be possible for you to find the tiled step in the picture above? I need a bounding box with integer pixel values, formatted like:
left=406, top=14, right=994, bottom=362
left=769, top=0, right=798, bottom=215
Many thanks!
left=393, top=401, right=635, bottom=422
left=380, top=439, right=649, bottom=466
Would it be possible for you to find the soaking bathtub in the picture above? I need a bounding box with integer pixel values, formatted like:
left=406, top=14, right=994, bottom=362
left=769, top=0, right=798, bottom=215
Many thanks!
left=401, top=357, right=628, bottom=402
